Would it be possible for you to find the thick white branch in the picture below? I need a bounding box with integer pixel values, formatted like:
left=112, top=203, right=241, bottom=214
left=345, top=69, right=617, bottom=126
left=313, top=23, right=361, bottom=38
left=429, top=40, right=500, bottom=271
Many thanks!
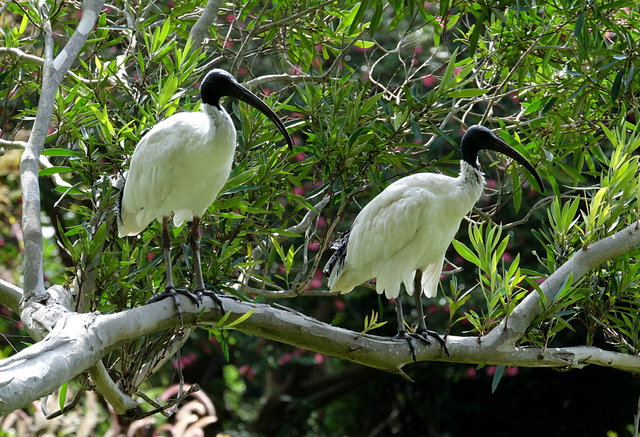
left=485, top=220, right=640, bottom=347
left=1, top=295, right=639, bottom=415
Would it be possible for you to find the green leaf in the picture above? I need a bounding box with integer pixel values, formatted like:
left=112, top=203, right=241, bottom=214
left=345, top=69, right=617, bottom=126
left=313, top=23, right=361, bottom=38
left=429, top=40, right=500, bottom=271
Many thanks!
left=224, top=309, right=256, bottom=329
left=611, top=70, right=624, bottom=102
left=348, top=0, right=368, bottom=35
left=59, top=382, right=68, bottom=411
left=370, top=0, right=383, bottom=34
left=491, top=365, right=505, bottom=393
left=353, top=40, right=375, bottom=49
left=41, top=148, right=81, bottom=157
left=452, top=240, right=481, bottom=266
left=446, top=88, right=488, bottom=98
left=39, top=166, right=72, bottom=176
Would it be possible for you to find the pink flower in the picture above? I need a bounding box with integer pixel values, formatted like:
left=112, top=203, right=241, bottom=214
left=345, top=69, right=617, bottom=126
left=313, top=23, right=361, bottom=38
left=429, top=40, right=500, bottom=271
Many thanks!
left=226, top=14, right=236, bottom=23
left=316, top=216, right=327, bottom=228
left=486, top=365, right=497, bottom=376
left=464, top=367, right=477, bottom=378
left=486, top=179, right=498, bottom=189
left=292, top=186, right=304, bottom=196
left=306, top=269, right=324, bottom=289
left=295, top=153, right=306, bottom=162
left=308, top=240, right=320, bottom=251
left=173, top=352, right=198, bottom=369
left=278, top=352, right=293, bottom=365
left=501, top=252, right=513, bottom=262
left=334, top=299, right=346, bottom=311
left=239, top=364, right=255, bottom=380
left=421, top=75, right=437, bottom=87
left=506, top=366, right=519, bottom=377
left=314, top=353, right=325, bottom=364
left=453, top=67, right=462, bottom=75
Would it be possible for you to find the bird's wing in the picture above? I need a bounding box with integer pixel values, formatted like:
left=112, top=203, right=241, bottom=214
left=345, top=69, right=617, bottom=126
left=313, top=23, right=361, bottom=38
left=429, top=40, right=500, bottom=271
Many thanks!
left=331, top=179, right=430, bottom=297
left=118, top=116, right=194, bottom=236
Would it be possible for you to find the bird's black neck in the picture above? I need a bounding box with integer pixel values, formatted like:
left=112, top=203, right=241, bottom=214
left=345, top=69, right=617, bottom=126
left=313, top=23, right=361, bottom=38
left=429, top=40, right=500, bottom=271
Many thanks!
left=461, top=141, right=480, bottom=169
left=202, top=93, right=222, bottom=110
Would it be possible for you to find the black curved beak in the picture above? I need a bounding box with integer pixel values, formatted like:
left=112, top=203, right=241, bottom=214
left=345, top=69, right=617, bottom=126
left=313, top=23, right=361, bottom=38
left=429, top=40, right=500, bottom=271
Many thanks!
left=485, top=133, right=544, bottom=192
left=227, top=83, right=294, bottom=149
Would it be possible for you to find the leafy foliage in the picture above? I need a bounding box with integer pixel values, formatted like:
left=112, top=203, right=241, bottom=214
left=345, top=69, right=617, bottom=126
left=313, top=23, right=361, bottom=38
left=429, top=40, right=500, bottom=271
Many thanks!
left=1, top=0, right=640, bottom=435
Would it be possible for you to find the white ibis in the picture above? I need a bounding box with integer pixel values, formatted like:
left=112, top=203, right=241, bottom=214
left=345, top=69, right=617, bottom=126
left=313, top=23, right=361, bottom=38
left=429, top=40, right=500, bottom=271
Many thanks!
left=324, top=125, right=543, bottom=359
left=119, top=69, right=293, bottom=319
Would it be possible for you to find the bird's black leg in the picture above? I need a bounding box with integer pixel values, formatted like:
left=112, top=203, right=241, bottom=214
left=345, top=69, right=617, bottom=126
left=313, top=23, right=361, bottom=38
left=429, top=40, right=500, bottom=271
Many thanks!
left=393, top=296, right=418, bottom=362
left=146, top=217, right=199, bottom=324
left=412, top=270, right=449, bottom=356
left=189, top=217, right=226, bottom=314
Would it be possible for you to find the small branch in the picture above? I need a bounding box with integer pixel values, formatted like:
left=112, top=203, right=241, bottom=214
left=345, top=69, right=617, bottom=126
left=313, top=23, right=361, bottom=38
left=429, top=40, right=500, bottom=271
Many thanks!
left=244, top=73, right=327, bottom=89
left=87, top=361, right=138, bottom=414
left=188, top=0, right=222, bottom=50
left=0, top=138, right=29, bottom=152
left=0, top=47, right=98, bottom=84
left=0, top=279, right=22, bottom=314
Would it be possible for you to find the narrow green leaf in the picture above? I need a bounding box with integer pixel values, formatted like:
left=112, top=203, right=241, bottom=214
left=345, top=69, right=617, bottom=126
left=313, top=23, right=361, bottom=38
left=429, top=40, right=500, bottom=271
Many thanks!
left=446, top=88, right=488, bottom=98
left=452, top=240, right=481, bottom=266
left=348, top=0, right=368, bottom=35
left=370, top=0, right=383, bottom=34
left=42, top=148, right=81, bottom=157
left=39, top=166, right=72, bottom=176
left=491, top=365, right=505, bottom=393
left=574, top=12, right=584, bottom=37
left=611, top=70, right=624, bottom=102
left=59, top=382, right=68, bottom=411
left=225, top=309, right=256, bottom=329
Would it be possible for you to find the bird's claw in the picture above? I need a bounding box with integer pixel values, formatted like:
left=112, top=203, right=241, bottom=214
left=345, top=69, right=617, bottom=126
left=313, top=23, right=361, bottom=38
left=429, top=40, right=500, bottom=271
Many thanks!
left=193, top=288, right=237, bottom=315
left=394, top=329, right=449, bottom=362
left=394, top=330, right=418, bottom=362
left=413, top=329, right=449, bottom=356
left=146, top=286, right=199, bottom=325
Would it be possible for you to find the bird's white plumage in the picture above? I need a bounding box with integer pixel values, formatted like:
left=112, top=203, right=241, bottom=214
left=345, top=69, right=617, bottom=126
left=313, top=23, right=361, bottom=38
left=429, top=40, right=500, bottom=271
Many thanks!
left=118, top=104, right=236, bottom=237
left=328, top=161, right=485, bottom=299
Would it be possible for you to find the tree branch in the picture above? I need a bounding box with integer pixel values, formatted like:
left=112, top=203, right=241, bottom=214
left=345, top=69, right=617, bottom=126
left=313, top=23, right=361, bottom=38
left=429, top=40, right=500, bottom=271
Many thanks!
left=244, top=73, right=328, bottom=89
left=0, top=279, right=21, bottom=314
left=485, top=220, right=640, bottom=347
left=188, top=0, right=222, bottom=50
left=19, top=0, right=104, bottom=306
left=2, top=292, right=639, bottom=415
left=0, top=47, right=99, bottom=84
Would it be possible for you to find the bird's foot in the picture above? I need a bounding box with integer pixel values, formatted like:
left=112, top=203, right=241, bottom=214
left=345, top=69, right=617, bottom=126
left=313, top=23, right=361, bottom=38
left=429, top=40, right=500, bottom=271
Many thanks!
left=414, top=329, right=449, bottom=356
left=394, top=329, right=449, bottom=361
left=147, top=286, right=200, bottom=325
left=394, top=330, right=419, bottom=362
left=193, top=288, right=238, bottom=315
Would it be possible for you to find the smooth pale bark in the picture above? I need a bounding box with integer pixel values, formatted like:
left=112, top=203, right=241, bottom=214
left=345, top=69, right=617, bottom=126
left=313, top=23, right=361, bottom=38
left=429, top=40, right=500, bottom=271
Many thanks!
left=2, top=289, right=640, bottom=414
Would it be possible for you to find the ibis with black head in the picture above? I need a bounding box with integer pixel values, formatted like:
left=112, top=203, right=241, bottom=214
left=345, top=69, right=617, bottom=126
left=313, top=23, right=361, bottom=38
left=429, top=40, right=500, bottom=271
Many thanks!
left=324, top=125, right=543, bottom=359
left=119, top=69, right=293, bottom=319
